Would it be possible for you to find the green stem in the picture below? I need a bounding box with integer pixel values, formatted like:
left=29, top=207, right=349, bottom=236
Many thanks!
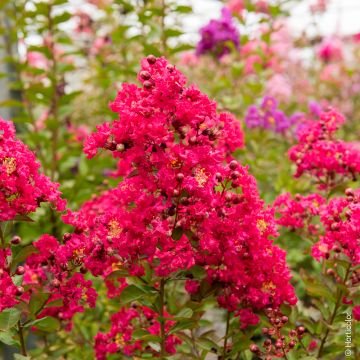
left=18, top=320, right=27, bottom=356
left=222, top=311, right=231, bottom=360
left=0, top=225, right=5, bottom=248
left=159, top=278, right=166, bottom=359
left=317, top=264, right=352, bottom=357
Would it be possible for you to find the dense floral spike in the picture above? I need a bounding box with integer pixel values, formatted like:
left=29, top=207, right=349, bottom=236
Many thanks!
left=80, top=56, right=296, bottom=338
left=0, top=118, right=66, bottom=221
left=195, top=8, right=240, bottom=59
left=289, top=109, right=360, bottom=189
left=312, top=189, right=360, bottom=266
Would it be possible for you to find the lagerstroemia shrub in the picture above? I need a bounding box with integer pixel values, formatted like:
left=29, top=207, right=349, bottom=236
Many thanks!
left=75, top=56, right=297, bottom=357
left=0, top=54, right=359, bottom=360
left=1, top=0, right=360, bottom=358
left=0, top=56, right=300, bottom=359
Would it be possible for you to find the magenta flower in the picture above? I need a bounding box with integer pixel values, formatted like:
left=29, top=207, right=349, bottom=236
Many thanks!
left=196, top=8, right=240, bottom=58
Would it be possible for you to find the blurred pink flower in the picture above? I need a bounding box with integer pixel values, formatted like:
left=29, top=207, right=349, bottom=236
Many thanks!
left=35, top=110, right=49, bottom=130
left=180, top=52, right=199, bottom=66
left=317, top=37, right=343, bottom=62
left=27, top=51, right=49, bottom=70
left=310, top=0, right=328, bottom=14
left=255, top=0, right=269, bottom=13
left=74, top=10, right=93, bottom=34
left=227, top=0, right=245, bottom=15
left=308, top=340, right=318, bottom=351
left=68, top=124, right=90, bottom=143
left=320, top=63, right=341, bottom=83
left=91, top=36, right=111, bottom=55
left=265, top=74, right=292, bottom=103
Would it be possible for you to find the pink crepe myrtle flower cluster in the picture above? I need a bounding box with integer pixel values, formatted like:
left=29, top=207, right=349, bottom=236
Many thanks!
left=289, top=109, right=360, bottom=189
left=20, top=234, right=97, bottom=330
left=95, top=306, right=181, bottom=359
left=0, top=118, right=65, bottom=221
left=0, top=249, right=20, bottom=312
left=274, top=188, right=360, bottom=267
left=274, top=193, right=326, bottom=235
left=0, top=234, right=96, bottom=327
left=70, top=56, right=297, bottom=339
left=312, top=188, right=360, bottom=266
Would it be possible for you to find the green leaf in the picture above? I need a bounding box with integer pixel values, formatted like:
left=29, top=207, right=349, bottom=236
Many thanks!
left=173, top=5, right=192, bottom=14
left=0, top=308, right=21, bottom=331
left=12, top=275, right=24, bottom=287
left=131, top=329, right=149, bottom=339
left=53, top=12, right=71, bottom=25
left=120, top=285, right=147, bottom=305
left=176, top=308, right=193, bottom=318
left=168, top=319, right=196, bottom=334
left=305, top=283, right=335, bottom=302
left=171, top=227, right=183, bottom=240
left=189, top=265, right=206, bottom=280
left=25, top=316, right=60, bottom=332
left=196, top=338, right=218, bottom=351
left=14, top=355, right=31, bottom=360
left=13, top=214, right=34, bottom=222
left=0, top=330, right=19, bottom=346
left=11, top=245, right=37, bottom=271
left=29, top=292, right=50, bottom=315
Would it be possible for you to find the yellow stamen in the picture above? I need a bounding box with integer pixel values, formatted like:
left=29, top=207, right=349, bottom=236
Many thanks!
left=2, top=157, right=16, bottom=175
left=108, top=219, right=122, bottom=238
left=195, top=168, right=208, bottom=187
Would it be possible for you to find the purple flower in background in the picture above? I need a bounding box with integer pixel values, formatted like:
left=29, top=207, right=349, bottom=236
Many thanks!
left=245, top=96, right=293, bottom=133
left=261, top=96, right=278, bottom=111
left=308, top=101, right=322, bottom=117
left=245, top=105, right=262, bottom=128
left=196, top=8, right=240, bottom=58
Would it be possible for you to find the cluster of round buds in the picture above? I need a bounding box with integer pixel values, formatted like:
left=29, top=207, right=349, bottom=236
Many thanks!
left=288, top=110, right=360, bottom=190
left=250, top=308, right=301, bottom=359
left=312, top=188, right=360, bottom=266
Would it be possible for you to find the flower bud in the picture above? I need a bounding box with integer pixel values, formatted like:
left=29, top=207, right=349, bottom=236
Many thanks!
left=11, top=236, right=21, bottom=245
left=16, top=286, right=24, bottom=296
left=176, top=173, right=184, bottom=182
left=63, top=233, right=72, bottom=242
left=146, top=55, right=157, bottom=64
left=140, top=70, right=151, bottom=80
left=229, top=160, right=237, bottom=170
left=143, top=81, right=153, bottom=89
left=51, top=279, right=61, bottom=288
left=16, top=266, right=25, bottom=276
